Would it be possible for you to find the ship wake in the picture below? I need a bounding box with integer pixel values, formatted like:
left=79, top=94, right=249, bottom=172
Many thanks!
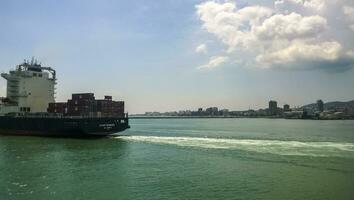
left=116, top=135, right=354, bottom=158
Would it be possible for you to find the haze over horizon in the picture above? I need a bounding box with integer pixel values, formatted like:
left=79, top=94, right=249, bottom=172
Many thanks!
left=1, top=0, right=354, bottom=114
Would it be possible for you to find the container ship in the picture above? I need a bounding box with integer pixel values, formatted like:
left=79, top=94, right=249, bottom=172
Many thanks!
left=0, top=59, right=129, bottom=137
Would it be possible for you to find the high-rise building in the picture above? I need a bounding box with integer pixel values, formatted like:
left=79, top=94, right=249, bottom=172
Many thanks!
left=317, top=100, right=324, bottom=112
left=283, top=104, right=290, bottom=112
left=206, top=107, right=218, bottom=115
left=269, top=100, right=277, bottom=115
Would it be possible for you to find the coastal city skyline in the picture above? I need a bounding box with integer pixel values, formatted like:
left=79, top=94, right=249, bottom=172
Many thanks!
left=1, top=0, right=354, bottom=114
left=137, top=99, right=354, bottom=119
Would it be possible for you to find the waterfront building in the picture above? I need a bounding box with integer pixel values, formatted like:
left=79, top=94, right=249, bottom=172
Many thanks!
left=317, top=100, right=324, bottom=112
left=206, top=107, right=218, bottom=115
left=220, top=109, right=229, bottom=116
left=283, top=111, right=304, bottom=119
left=269, top=100, right=278, bottom=115
left=283, top=104, right=290, bottom=112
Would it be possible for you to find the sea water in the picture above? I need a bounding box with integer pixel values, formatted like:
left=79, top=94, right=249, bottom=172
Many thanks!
left=1, top=118, right=354, bottom=199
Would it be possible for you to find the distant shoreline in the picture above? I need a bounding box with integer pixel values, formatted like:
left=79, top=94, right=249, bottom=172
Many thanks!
left=129, top=116, right=354, bottom=120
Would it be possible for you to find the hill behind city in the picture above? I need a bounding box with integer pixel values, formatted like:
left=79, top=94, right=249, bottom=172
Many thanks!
left=302, top=100, right=354, bottom=110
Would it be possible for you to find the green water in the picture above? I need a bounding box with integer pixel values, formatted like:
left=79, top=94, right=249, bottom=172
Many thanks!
left=1, top=118, right=354, bottom=200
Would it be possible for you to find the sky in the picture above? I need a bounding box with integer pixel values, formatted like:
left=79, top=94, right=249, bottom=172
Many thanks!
left=0, top=0, right=354, bottom=114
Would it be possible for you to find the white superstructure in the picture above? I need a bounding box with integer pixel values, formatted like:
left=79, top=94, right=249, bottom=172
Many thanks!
left=0, top=58, right=56, bottom=114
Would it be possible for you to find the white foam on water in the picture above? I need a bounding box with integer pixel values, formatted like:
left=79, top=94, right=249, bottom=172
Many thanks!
left=116, top=136, right=354, bottom=158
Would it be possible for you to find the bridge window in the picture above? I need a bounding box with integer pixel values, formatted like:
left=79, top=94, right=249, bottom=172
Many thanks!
left=20, top=107, right=30, bottom=112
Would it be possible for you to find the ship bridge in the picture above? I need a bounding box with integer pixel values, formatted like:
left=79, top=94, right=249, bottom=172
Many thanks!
left=1, top=58, right=57, bottom=114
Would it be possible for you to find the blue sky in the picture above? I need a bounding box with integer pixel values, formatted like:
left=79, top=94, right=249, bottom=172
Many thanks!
left=1, top=0, right=354, bottom=114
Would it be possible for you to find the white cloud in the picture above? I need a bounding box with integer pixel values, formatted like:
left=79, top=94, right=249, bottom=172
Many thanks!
left=275, top=0, right=327, bottom=11
left=195, top=43, right=208, bottom=54
left=196, top=2, right=273, bottom=50
left=198, top=56, right=229, bottom=70
left=343, top=6, right=354, bottom=32
left=196, top=0, right=354, bottom=72
left=302, top=0, right=326, bottom=10
left=256, top=41, right=342, bottom=67
left=253, top=13, right=327, bottom=40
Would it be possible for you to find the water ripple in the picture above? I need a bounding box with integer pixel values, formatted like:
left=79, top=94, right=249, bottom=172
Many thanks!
left=116, top=136, right=354, bottom=158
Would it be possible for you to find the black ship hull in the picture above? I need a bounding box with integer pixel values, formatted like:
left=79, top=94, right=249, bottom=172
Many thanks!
left=0, top=116, right=130, bottom=137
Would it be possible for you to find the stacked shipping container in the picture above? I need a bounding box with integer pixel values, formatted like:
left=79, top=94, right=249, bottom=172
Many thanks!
left=48, top=93, right=125, bottom=117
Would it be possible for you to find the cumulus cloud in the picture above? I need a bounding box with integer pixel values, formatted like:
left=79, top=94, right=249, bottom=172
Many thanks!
left=275, top=0, right=327, bottom=11
left=198, top=56, right=229, bottom=70
left=253, top=13, right=327, bottom=40
left=196, top=0, right=354, bottom=72
left=343, top=6, right=354, bottom=31
left=256, top=41, right=350, bottom=67
left=196, top=2, right=273, bottom=50
left=195, top=43, right=208, bottom=54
